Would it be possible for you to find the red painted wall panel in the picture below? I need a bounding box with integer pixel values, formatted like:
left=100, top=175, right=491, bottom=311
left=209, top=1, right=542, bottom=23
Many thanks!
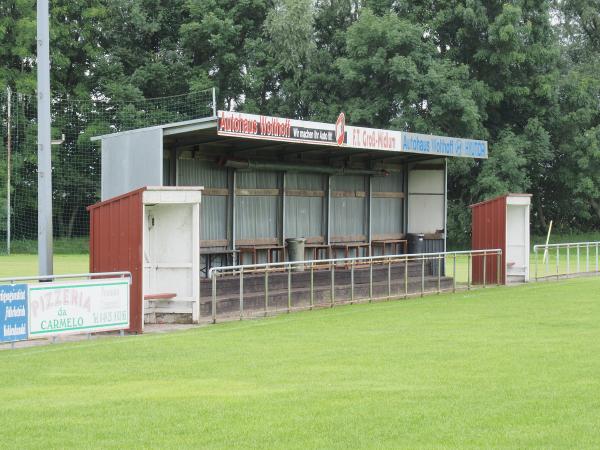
left=470, top=195, right=506, bottom=285
left=87, top=188, right=145, bottom=333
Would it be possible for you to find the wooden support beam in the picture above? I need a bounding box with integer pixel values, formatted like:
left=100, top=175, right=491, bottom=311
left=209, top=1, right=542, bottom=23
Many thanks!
left=235, top=188, right=281, bottom=196
left=372, top=191, right=405, bottom=199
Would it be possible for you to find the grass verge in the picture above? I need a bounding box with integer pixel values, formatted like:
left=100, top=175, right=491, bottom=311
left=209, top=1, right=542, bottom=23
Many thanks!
left=1, top=278, right=599, bottom=448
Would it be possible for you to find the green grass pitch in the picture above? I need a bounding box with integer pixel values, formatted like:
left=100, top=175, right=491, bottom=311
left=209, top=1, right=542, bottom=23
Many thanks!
left=1, top=277, right=600, bottom=448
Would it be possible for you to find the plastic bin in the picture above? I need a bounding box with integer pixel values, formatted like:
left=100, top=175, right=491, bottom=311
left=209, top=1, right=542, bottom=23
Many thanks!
left=286, top=238, right=306, bottom=271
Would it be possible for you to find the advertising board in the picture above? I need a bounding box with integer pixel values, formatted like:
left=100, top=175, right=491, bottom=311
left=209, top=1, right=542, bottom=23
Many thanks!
left=0, top=284, right=28, bottom=343
left=217, top=110, right=488, bottom=158
left=28, top=279, right=130, bottom=337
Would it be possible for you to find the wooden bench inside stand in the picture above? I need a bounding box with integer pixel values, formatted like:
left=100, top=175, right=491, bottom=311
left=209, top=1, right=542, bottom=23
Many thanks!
left=237, top=238, right=285, bottom=265
left=144, top=292, right=177, bottom=301
left=303, top=237, right=331, bottom=262
left=370, top=235, right=408, bottom=256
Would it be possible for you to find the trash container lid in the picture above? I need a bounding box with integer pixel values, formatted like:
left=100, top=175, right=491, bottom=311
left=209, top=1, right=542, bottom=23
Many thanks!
left=286, top=237, right=306, bottom=243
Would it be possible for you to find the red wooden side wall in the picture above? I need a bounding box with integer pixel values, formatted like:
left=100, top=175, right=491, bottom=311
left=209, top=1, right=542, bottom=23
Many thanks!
left=471, top=196, right=506, bottom=285
left=88, top=188, right=145, bottom=333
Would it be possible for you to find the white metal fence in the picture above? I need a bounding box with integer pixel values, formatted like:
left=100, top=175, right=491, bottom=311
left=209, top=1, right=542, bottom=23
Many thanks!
left=534, top=241, right=600, bottom=281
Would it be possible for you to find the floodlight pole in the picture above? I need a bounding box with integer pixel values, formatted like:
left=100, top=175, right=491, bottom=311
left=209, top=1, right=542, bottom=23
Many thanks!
left=37, top=0, right=53, bottom=276
left=6, top=87, right=11, bottom=255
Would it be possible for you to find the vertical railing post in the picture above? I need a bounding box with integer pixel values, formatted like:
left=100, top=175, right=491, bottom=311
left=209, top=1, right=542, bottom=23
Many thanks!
left=453, top=253, right=456, bottom=292
left=310, top=263, right=314, bottom=309
left=211, top=273, right=217, bottom=324
left=387, top=258, right=392, bottom=300
left=577, top=244, right=580, bottom=274
left=330, top=263, right=335, bottom=307
left=239, top=268, right=244, bottom=320
left=369, top=259, right=373, bottom=303
left=404, top=256, right=409, bottom=298
left=556, top=246, right=559, bottom=280
left=596, top=243, right=599, bottom=274
left=467, top=253, right=471, bottom=290
left=586, top=243, right=590, bottom=273
left=497, top=250, right=501, bottom=286
left=483, top=252, right=487, bottom=288
left=264, top=270, right=269, bottom=316
left=351, top=259, right=355, bottom=304
left=437, top=254, right=441, bottom=294
left=535, top=247, right=538, bottom=281
left=421, top=256, right=425, bottom=297
left=545, top=246, right=550, bottom=277
left=567, top=245, right=570, bottom=275
left=287, top=264, right=292, bottom=313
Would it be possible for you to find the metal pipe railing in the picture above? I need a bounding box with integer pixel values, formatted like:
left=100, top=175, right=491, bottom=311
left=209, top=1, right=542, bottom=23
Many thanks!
left=208, top=249, right=502, bottom=323
left=0, top=271, right=131, bottom=284
left=534, top=241, right=600, bottom=281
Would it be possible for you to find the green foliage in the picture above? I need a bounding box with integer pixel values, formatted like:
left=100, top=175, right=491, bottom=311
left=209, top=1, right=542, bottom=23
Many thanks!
left=1, top=0, right=600, bottom=245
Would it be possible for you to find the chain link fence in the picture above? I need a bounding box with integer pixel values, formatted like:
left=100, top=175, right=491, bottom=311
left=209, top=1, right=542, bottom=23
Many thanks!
left=0, top=88, right=215, bottom=254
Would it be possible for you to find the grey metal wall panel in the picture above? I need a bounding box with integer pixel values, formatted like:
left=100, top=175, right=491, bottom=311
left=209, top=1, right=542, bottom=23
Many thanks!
left=286, top=197, right=323, bottom=238
left=237, top=170, right=278, bottom=188
left=235, top=170, right=280, bottom=240
left=371, top=198, right=402, bottom=235
left=371, top=171, right=403, bottom=191
left=332, top=174, right=365, bottom=191
left=178, top=159, right=228, bottom=187
left=332, top=198, right=366, bottom=237
left=285, top=173, right=325, bottom=239
left=101, top=128, right=163, bottom=200
left=201, top=196, right=228, bottom=241
left=371, top=171, right=404, bottom=236
left=331, top=175, right=366, bottom=239
left=286, top=172, right=325, bottom=190
left=177, top=160, right=229, bottom=243
left=236, top=196, right=279, bottom=239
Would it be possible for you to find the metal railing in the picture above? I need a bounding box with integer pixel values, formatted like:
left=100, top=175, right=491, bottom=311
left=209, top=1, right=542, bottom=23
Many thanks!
left=0, top=271, right=131, bottom=285
left=207, top=249, right=502, bottom=323
left=534, top=241, right=600, bottom=281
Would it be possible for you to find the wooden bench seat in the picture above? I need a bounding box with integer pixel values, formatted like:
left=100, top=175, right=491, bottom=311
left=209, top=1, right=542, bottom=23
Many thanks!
left=144, top=292, right=177, bottom=301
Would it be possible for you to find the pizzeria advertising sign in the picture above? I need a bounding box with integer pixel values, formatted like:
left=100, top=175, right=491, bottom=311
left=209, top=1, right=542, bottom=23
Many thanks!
left=28, top=279, right=130, bottom=337
left=217, top=110, right=487, bottom=159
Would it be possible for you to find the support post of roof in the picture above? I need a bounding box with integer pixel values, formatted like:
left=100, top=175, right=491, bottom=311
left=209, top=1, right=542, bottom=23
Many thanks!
left=367, top=175, right=372, bottom=246
left=281, top=171, right=286, bottom=245
left=326, top=174, right=331, bottom=245
left=231, top=170, right=237, bottom=263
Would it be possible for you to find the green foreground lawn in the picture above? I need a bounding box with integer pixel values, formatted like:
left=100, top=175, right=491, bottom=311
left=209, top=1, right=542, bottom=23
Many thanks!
left=2, top=278, right=600, bottom=448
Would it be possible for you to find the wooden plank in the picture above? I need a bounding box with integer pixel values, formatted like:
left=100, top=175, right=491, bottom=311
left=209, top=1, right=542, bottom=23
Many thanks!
left=372, top=233, right=406, bottom=240
left=330, top=235, right=367, bottom=243
left=285, top=189, right=325, bottom=197
left=331, top=191, right=367, bottom=198
left=236, top=238, right=279, bottom=246
left=201, top=239, right=229, bottom=247
left=372, top=191, right=405, bottom=199
left=203, top=188, right=229, bottom=196
left=235, top=188, right=281, bottom=196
